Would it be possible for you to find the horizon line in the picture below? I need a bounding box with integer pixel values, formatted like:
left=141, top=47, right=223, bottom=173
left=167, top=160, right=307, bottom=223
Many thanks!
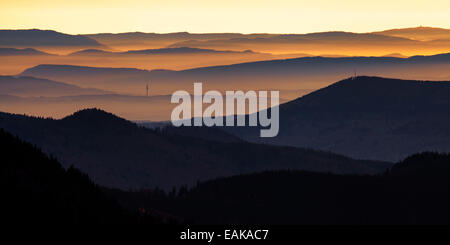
left=2, top=25, right=449, bottom=36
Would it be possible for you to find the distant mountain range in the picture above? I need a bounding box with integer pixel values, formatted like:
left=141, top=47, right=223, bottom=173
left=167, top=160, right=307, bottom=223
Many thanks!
left=0, top=75, right=108, bottom=97
left=2, top=27, right=449, bottom=78
left=0, top=108, right=389, bottom=190
left=221, top=76, right=450, bottom=162
left=0, top=29, right=102, bottom=47
left=373, top=26, right=450, bottom=41
left=0, top=47, right=54, bottom=56
left=167, top=31, right=416, bottom=47
left=2, top=27, right=448, bottom=56
left=81, top=27, right=450, bottom=56
left=84, top=32, right=275, bottom=50
left=69, top=47, right=256, bottom=56
left=0, top=45, right=281, bottom=75
left=19, top=53, right=450, bottom=99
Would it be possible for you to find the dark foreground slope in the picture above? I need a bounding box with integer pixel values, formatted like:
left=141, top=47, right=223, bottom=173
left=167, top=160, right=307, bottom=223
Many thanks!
left=3, top=125, right=449, bottom=225
left=108, top=152, right=450, bottom=224
left=0, top=129, right=133, bottom=224
left=225, top=76, right=450, bottom=161
left=0, top=109, right=389, bottom=190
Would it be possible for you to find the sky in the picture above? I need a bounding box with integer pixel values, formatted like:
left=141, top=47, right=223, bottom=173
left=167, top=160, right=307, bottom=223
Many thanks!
left=1, top=0, right=449, bottom=34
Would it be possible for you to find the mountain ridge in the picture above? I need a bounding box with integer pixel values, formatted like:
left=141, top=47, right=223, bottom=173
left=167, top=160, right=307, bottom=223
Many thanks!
left=0, top=108, right=390, bottom=189
left=21, top=52, right=450, bottom=75
left=0, top=29, right=103, bottom=47
left=0, top=75, right=109, bottom=97
left=223, top=76, right=450, bottom=161
left=69, top=47, right=256, bottom=56
left=114, top=152, right=450, bottom=224
left=0, top=47, right=55, bottom=56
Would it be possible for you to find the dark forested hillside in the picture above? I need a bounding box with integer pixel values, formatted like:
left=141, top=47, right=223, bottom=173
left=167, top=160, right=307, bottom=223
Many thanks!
left=0, top=129, right=132, bottom=224
left=2, top=124, right=450, bottom=224
left=0, top=109, right=389, bottom=190
left=107, top=152, right=450, bottom=224
left=224, top=76, right=450, bottom=161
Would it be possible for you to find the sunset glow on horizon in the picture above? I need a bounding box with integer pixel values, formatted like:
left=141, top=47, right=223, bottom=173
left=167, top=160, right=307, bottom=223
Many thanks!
left=1, top=0, right=449, bottom=34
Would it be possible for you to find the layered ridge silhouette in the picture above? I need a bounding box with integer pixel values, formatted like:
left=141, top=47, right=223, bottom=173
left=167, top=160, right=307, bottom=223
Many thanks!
left=0, top=75, right=108, bottom=97
left=0, top=129, right=133, bottom=224
left=0, top=108, right=389, bottom=190
left=108, top=152, right=450, bottom=224
left=221, top=76, right=450, bottom=162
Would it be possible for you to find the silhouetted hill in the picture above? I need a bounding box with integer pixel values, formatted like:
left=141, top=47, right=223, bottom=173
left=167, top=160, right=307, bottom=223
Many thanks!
left=286, top=76, right=450, bottom=112
left=68, top=49, right=112, bottom=56
left=0, top=76, right=108, bottom=97
left=0, top=109, right=389, bottom=189
left=373, top=26, right=450, bottom=41
left=125, top=47, right=254, bottom=55
left=169, top=53, right=450, bottom=76
left=108, top=152, right=450, bottom=224
left=0, top=29, right=103, bottom=47
left=22, top=53, right=450, bottom=79
left=0, top=93, right=173, bottom=121
left=69, top=47, right=254, bottom=56
left=382, top=53, right=407, bottom=58
left=391, top=152, right=450, bottom=178
left=0, top=128, right=133, bottom=224
left=84, top=32, right=274, bottom=50
left=289, top=31, right=413, bottom=42
left=223, top=76, right=450, bottom=161
left=62, top=108, right=133, bottom=127
left=0, top=47, right=54, bottom=56
left=85, top=32, right=273, bottom=41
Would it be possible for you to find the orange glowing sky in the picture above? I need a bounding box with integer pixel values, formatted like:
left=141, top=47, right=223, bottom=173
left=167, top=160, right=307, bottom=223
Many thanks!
left=1, top=0, right=449, bottom=34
